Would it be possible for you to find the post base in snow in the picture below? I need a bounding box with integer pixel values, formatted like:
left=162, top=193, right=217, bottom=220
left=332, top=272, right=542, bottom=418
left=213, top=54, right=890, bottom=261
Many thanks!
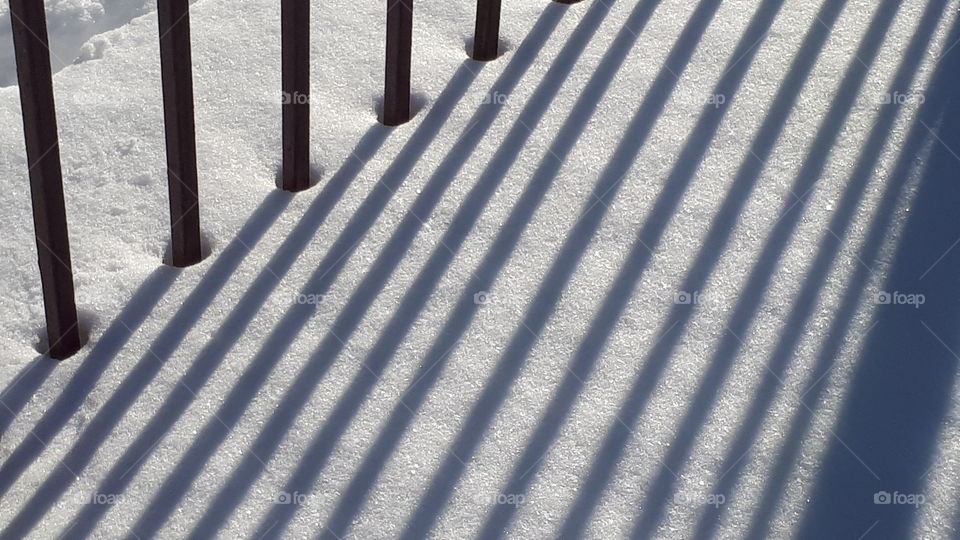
left=169, top=241, right=203, bottom=268
left=158, top=0, right=203, bottom=268
left=48, top=342, right=83, bottom=361
left=280, top=171, right=312, bottom=193
left=472, top=0, right=502, bottom=62
left=281, top=0, right=310, bottom=192
left=44, top=324, right=84, bottom=360
left=382, top=103, right=411, bottom=126
left=10, top=0, right=83, bottom=361
left=383, top=0, right=413, bottom=126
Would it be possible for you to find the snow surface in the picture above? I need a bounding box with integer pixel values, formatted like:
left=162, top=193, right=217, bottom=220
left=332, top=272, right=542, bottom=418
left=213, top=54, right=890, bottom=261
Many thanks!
left=1, top=0, right=960, bottom=538
left=0, top=0, right=156, bottom=87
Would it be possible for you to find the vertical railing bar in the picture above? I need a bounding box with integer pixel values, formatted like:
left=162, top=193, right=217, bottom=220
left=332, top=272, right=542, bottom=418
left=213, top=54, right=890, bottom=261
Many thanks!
left=281, top=0, right=311, bottom=192
left=157, top=0, right=202, bottom=267
left=10, top=0, right=83, bottom=360
left=472, top=0, right=502, bottom=61
left=383, top=0, right=413, bottom=126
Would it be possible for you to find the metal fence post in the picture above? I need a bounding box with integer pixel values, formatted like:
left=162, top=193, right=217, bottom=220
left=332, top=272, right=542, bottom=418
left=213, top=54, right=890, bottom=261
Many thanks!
left=10, top=0, right=83, bottom=359
left=383, top=0, right=413, bottom=126
left=157, top=0, right=202, bottom=267
left=472, top=0, right=501, bottom=61
left=281, top=0, right=311, bottom=192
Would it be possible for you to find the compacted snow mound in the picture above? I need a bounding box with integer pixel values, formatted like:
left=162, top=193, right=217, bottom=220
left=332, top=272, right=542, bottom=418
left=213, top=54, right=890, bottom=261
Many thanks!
left=0, top=0, right=154, bottom=86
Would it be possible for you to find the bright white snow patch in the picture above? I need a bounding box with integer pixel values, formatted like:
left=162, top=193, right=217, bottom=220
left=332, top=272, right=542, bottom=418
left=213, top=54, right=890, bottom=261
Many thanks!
left=0, top=0, right=959, bottom=538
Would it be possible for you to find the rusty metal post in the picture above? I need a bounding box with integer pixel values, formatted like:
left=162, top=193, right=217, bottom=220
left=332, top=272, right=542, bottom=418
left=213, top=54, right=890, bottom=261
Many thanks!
left=383, top=0, right=413, bottom=125
left=157, top=0, right=202, bottom=267
left=473, top=0, right=501, bottom=61
left=281, top=0, right=311, bottom=191
left=10, top=0, right=83, bottom=359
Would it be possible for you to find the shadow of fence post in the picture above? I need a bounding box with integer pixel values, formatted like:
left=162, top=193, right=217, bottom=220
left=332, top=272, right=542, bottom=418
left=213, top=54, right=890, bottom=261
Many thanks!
left=10, top=0, right=82, bottom=360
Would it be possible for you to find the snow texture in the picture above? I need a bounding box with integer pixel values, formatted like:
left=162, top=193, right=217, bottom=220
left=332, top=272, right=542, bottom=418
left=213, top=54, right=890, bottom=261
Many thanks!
left=1, top=0, right=960, bottom=538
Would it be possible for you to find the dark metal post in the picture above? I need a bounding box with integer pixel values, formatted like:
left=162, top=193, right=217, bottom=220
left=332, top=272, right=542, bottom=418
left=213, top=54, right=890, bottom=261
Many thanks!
left=281, top=0, right=310, bottom=192
left=157, top=0, right=202, bottom=267
left=383, top=0, right=413, bottom=126
left=472, top=0, right=501, bottom=61
left=10, top=0, right=83, bottom=359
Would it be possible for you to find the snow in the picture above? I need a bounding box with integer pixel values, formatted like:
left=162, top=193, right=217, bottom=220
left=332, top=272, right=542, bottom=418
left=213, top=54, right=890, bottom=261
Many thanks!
left=1, top=0, right=959, bottom=538
left=0, top=0, right=156, bottom=87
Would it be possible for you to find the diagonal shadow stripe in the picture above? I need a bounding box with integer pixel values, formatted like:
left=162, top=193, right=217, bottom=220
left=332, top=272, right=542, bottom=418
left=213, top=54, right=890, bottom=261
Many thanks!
left=170, top=7, right=574, bottom=539
left=0, top=360, right=55, bottom=438
left=51, top=108, right=452, bottom=537
left=387, top=0, right=729, bottom=537
left=743, top=89, right=945, bottom=540
left=108, top=8, right=575, bottom=540
left=0, top=129, right=380, bottom=536
left=238, top=1, right=621, bottom=538
left=627, top=1, right=906, bottom=536
left=691, top=1, right=948, bottom=537
left=0, top=267, right=177, bottom=440
left=0, top=189, right=292, bottom=501
left=473, top=0, right=789, bottom=536
left=554, top=0, right=855, bottom=534
left=791, top=9, right=960, bottom=539
left=0, top=189, right=296, bottom=538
